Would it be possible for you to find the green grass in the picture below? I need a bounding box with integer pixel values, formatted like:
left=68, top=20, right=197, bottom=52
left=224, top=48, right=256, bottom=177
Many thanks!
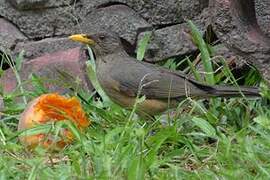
left=0, top=23, right=270, bottom=179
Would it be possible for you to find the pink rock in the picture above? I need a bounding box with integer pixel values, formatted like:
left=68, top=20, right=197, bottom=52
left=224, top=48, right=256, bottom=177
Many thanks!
left=14, top=37, right=79, bottom=60
left=0, top=47, right=92, bottom=94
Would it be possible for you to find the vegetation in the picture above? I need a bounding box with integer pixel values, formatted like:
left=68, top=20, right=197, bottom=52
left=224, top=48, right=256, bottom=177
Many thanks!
left=0, top=22, right=270, bottom=179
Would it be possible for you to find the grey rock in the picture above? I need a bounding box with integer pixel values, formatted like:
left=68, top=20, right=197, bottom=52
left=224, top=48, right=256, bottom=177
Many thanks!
left=80, top=0, right=208, bottom=25
left=192, top=7, right=212, bottom=32
left=8, top=0, right=75, bottom=10
left=9, top=0, right=48, bottom=10
left=14, top=37, right=80, bottom=60
left=137, top=23, right=201, bottom=62
left=80, top=5, right=152, bottom=44
left=212, top=45, right=248, bottom=69
left=136, top=7, right=211, bottom=62
left=125, top=0, right=205, bottom=25
left=0, top=0, right=80, bottom=39
left=255, top=0, right=270, bottom=37
left=0, top=0, right=209, bottom=60
left=213, top=45, right=237, bottom=59
left=210, top=0, right=270, bottom=83
left=0, top=18, right=27, bottom=52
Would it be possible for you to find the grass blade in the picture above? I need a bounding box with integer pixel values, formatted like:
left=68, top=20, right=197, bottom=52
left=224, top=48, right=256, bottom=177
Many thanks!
left=188, top=21, right=215, bottom=85
left=86, top=47, right=111, bottom=106
left=136, top=32, right=151, bottom=61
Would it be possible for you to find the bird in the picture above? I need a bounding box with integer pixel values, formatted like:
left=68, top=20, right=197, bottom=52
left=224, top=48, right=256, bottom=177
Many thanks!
left=69, top=32, right=260, bottom=117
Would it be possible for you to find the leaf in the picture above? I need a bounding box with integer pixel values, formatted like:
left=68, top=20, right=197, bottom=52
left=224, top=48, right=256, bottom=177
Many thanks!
left=188, top=21, right=215, bottom=85
left=260, top=82, right=270, bottom=100
left=28, top=162, right=40, bottom=180
left=30, top=73, right=48, bottom=94
left=192, top=117, right=217, bottom=138
left=86, top=47, right=111, bottom=106
left=187, top=58, right=202, bottom=82
left=18, top=124, right=52, bottom=137
left=254, top=115, right=270, bottom=129
left=128, top=157, right=145, bottom=180
left=15, top=50, right=25, bottom=71
left=136, top=95, right=146, bottom=104
left=145, top=127, right=178, bottom=168
left=0, top=68, right=4, bottom=78
left=104, top=127, right=124, bottom=145
left=63, top=120, right=82, bottom=142
left=136, top=32, right=151, bottom=61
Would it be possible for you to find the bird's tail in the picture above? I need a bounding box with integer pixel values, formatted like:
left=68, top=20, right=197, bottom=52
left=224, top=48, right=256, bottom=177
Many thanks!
left=210, top=85, right=260, bottom=97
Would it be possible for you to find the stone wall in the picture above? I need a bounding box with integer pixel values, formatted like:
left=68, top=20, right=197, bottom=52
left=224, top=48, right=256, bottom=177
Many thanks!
left=0, top=0, right=210, bottom=61
left=0, top=0, right=270, bottom=94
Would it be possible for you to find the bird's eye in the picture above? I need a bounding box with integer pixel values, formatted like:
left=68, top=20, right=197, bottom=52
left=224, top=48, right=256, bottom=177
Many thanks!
left=99, top=35, right=106, bottom=40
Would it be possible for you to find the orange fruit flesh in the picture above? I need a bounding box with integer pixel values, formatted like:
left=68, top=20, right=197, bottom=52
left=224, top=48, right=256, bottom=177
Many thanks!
left=18, top=93, right=90, bottom=149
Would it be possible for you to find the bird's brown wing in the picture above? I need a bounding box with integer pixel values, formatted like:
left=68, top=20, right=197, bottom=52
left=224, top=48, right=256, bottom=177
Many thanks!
left=109, top=56, right=210, bottom=99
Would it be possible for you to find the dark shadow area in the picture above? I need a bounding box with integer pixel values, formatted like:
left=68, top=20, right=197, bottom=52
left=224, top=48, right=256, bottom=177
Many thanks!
left=0, top=50, right=12, bottom=70
left=204, top=25, right=218, bottom=45
left=120, top=37, right=137, bottom=57
left=97, top=2, right=129, bottom=9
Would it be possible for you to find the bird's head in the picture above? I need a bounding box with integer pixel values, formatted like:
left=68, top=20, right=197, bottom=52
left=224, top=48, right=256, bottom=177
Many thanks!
left=69, top=32, right=123, bottom=56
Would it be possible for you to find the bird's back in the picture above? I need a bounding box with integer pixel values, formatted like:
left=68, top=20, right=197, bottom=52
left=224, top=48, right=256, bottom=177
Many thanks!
left=97, top=52, right=212, bottom=100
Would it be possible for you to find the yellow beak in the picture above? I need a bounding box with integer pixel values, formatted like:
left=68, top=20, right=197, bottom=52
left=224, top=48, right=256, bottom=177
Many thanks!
left=68, top=34, right=95, bottom=45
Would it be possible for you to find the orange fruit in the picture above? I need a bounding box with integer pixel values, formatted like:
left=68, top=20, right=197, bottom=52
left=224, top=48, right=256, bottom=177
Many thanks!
left=18, top=93, right=90, bottom=149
